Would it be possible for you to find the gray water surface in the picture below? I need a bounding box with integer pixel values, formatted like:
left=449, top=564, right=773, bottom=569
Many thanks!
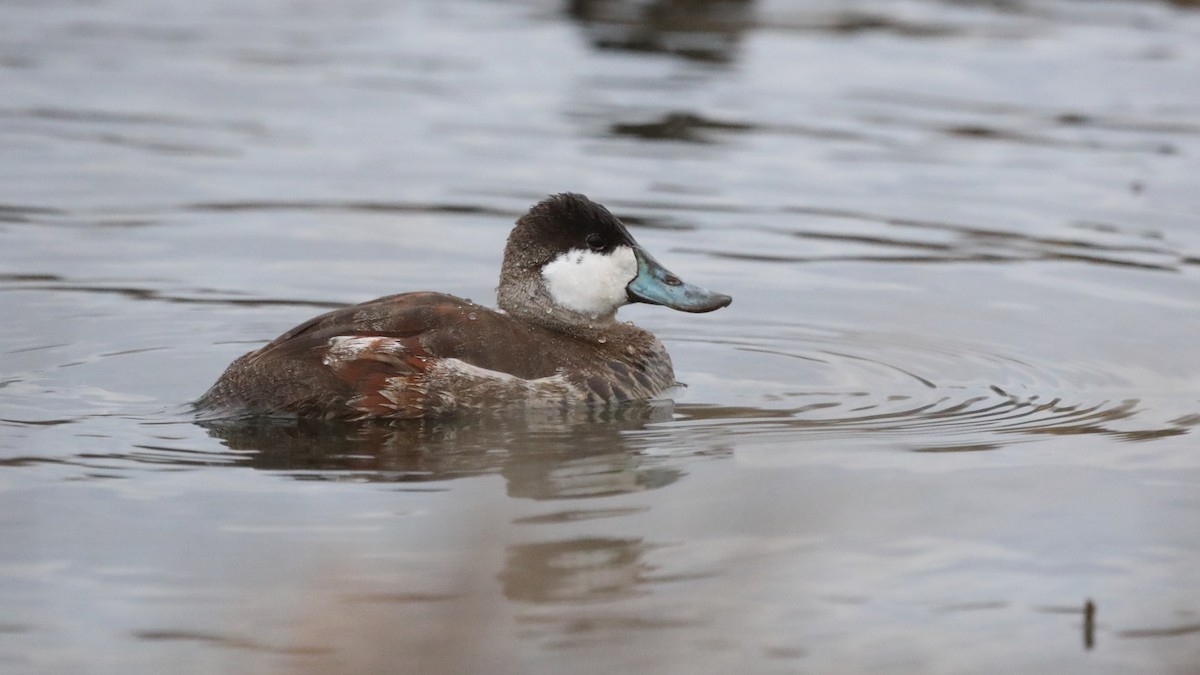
left=2, top=1, right=1200, bottom=673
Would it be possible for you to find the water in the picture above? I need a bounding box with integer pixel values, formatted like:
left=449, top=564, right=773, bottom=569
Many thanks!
left=2, top=0, right=1200, bottom=672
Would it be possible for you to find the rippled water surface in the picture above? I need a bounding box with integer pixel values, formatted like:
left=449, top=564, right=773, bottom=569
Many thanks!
left=3, top=0, right=1200, bottom=672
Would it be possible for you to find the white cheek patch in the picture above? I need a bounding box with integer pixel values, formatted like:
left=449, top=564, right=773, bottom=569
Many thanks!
left=541, top=245, right=638, bottom=318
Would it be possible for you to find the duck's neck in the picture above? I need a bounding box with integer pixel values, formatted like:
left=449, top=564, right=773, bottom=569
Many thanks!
left=497, top=274, right=622, bottom=338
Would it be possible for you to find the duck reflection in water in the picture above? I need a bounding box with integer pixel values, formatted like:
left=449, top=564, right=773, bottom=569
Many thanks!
left=204, top=402, right=707, bottom=673
left=198, top=402, right=687, bottom=500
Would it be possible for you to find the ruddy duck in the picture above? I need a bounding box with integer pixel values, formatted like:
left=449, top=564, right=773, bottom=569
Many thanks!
left=197, top=193, right=731, bottom=419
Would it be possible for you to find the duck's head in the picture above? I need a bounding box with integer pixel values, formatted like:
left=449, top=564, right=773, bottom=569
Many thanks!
left=498, top=193, right=731, bottom=326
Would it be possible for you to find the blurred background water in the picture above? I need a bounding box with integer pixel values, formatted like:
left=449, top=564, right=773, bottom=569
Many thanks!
left=2, top=0, right=1199, bottom=673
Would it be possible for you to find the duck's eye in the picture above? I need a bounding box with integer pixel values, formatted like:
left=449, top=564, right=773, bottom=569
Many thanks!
left=585, top=234, right=605, bottom=251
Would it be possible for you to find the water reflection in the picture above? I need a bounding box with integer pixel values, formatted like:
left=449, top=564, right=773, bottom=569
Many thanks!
left=500, top=537, right=701, bottom=652
left=567, top=0, right=754, bottom=63
left=198, top=409, right=700, bottom=667
left=199, top=403, right=684, bottom=498
left=610, top=111, right=752, bottom=143
left=501, top=537, right=653, bottom=603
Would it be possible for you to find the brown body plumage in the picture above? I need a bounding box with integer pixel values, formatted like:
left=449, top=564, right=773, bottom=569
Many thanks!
left=198, top=292, right=675, bottom=419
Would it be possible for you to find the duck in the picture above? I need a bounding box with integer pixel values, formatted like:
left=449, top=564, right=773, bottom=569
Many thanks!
left=196, top=193, right=731, bottom=419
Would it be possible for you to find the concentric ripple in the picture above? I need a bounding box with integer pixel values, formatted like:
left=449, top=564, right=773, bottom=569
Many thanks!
left=663, top=324, right=1198, bottom=451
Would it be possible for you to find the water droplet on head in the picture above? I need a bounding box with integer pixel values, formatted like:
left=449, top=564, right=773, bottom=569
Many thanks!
left=598, top=336, right=607, bottom=344
left=468, top=312, right=478, bottom=321
left=626, top=345, right=635, bottom=354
